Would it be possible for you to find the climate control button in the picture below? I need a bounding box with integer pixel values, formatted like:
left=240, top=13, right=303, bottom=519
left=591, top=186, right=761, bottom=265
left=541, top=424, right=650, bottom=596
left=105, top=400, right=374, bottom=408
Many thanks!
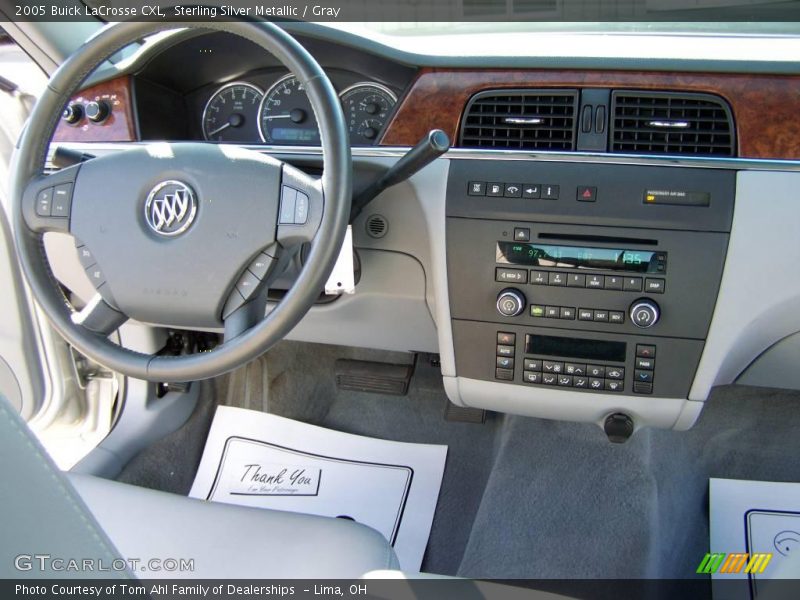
left=496, top=288, right=526, bottom=317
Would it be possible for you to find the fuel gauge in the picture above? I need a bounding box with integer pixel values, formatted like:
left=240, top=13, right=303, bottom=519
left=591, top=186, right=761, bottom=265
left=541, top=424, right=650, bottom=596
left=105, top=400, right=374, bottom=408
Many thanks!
left=339, top=83, right=397, bottom=146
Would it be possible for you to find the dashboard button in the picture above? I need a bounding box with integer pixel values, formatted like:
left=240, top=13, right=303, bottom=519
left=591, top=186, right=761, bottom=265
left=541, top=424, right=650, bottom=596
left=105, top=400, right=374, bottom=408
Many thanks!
left=542, top=373, right=557, bottom=385
left=645, top=278, right=666, bottom=294
left=541, top=184, right=560, bottom=199
left=567, top=273, right=586, bottom=287
left=524, top=358, right=542, bottom=371
left=522, top=184, right=541, bottom=198
left=523, top=371, right=541, bottom=384
left=496, top=267, right=528, bottom=284
left=636, top=344, right=656, bottom=358
left=635, top=369, right=654, bottom=383
left=606, top=367, right=625, bottom=380
left=531, top=271, right=548, bottom=285
left=560, top=307, right=576, bottom=320
left=543, top=361, right=564, bottom=374
left=605, top=276, right=623, bottom=290
left=587, top=365, right=605, bottom=378
left=565, top=363, right=586, bottom=376
left=497, top=332, right=516, bottom=345
left=573, top=376, right=588, bottom=388
left=468, top=182, right=486, bottom=196
left=578, top=308, right=594, bottom=321
left=634, top=381, right=654, bottom=394
left=530, top=305, right=545, bottom=318
left=577, top=186, right=597, bottom=202
left=589, top=377, right=604, bottom=390
left=513, top=228, right=530, bottom=241
left=497, top=345, right=515, bottom=357
left=545, top=306, right=560, bottom=318
left=505, top=184, right=522, bottom=198
left=487, top=183, right=503, bottom=197
left=593, top=309, right=609, bottom=322
left=548, top=272, right=566, bottom=286
left=557, top=375, right=573, bottom=387
left=609, top=311, right=625, bottom=324
left=495, top=368, right=514, bottom=381
left=586, top=274, right=604, bottom=289
left=496, top=356, right=514, bottom=369
left=635, top=357, right=655, bottom=370
left=605, top=380, right=624, bottom=392
left=623, top=277, right=643, bottom=292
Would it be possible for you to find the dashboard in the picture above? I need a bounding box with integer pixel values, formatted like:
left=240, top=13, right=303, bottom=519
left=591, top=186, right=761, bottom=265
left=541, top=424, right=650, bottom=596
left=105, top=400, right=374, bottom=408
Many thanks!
left=45, top=25, right=800, bottom=434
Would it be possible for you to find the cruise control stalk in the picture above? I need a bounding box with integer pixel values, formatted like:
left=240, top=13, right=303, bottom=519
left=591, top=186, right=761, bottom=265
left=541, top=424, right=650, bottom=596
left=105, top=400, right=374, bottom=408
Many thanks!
left=350, top=129, right=450, bottom=221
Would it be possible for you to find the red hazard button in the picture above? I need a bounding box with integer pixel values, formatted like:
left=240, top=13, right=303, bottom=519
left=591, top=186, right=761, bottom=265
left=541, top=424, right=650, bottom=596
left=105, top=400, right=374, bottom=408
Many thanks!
left=577, top=186, right=597, bottom=202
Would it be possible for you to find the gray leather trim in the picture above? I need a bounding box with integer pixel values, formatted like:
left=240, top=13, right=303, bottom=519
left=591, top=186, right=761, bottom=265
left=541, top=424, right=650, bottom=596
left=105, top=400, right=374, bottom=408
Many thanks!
left=0, top=395, right=129, bottom=579
left=68, top=473, right=400, bottom=579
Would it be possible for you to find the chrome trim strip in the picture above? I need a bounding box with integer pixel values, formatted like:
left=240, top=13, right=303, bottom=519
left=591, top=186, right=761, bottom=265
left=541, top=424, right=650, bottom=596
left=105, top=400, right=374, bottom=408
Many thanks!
left=647, top=120, right=690, bottom=129
left=49, top=142, right=800, bottom=172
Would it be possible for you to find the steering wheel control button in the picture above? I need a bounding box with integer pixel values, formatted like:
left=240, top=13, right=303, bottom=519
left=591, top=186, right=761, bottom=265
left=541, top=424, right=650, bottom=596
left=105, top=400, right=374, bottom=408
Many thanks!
left=247, top=253, right=273, bottom=280
left=76, top=245, right=97, bottom=269
left=236, top=269, right=261, bottom=300
left=85, top=264, right=106, bottom=287
left=496, top=288, right=526, bottom=317
left=51, top=183, right=73, bottom=217
left=630, top=299, right=661, bottom=328
left=144, top=180, right=197, bottom=236
left=279, top=185, right=297, bottom=224
left=35, top=188, right=54, bottom=216
left=222, top=289, right=246, bottom=320
left=294, top=191, right=309, bottom=224
left=85, top=100, right=111, bottom=123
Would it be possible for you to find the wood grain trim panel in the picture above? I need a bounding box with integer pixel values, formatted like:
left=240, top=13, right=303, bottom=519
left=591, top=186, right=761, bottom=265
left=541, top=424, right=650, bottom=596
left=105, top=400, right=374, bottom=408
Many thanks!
left=381, top=68, right=800, bottom=159
left=53, top=76, right=136, bottom=143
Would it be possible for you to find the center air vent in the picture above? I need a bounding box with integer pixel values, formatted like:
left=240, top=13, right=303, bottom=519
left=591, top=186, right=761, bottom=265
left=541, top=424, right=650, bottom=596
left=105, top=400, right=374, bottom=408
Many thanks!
left=460, top=89, right=579, bottom=150
left=610, top=91, right=735, bottom=156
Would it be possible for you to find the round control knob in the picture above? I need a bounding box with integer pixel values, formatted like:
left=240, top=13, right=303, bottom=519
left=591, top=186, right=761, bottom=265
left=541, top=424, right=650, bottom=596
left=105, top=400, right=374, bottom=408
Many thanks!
left=496, top=288, right=526, bottom=318
left=85, top=100, right=111, bottom=123
left=629, top=299, right=660, bottom=329
left=61, top=103, right=83, bottom=125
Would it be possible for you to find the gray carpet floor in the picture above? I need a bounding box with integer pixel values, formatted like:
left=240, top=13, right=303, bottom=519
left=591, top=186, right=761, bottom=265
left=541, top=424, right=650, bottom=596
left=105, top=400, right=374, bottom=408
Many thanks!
left=116, top=341, right=800, bottom=579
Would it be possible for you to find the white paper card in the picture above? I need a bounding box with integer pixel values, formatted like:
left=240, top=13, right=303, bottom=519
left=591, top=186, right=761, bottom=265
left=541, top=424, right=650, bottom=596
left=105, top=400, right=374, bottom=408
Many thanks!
left=189, top=406, right=447, bottom=572
left=710, top=478, right=800, bottom=600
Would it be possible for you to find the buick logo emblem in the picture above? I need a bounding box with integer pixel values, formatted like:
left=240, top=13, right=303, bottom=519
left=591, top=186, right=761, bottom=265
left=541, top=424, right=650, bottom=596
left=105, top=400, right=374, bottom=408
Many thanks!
left=144, top=180, right=197, bottom=236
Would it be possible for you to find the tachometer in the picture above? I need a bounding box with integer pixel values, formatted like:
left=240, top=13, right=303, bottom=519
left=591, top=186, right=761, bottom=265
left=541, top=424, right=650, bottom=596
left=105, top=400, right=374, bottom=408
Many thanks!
left=339, top=83, right=397, bottom=145
left=202, top=82, right=263, bottom=142
left=258, top=74, right=320, bottom=145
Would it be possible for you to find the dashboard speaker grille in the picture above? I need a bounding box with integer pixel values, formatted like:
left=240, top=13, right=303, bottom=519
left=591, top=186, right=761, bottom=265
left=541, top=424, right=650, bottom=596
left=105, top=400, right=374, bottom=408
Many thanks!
left=460, top=89, right=579, bottom=150
left=610, top=91, right=735, bottom=156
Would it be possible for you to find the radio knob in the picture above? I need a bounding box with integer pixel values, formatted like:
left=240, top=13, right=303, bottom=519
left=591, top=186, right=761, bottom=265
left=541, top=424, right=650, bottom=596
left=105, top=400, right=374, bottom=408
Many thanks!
left=497, top=288, right=526, bottom=317
left=629, top=299, right=660, bottom=329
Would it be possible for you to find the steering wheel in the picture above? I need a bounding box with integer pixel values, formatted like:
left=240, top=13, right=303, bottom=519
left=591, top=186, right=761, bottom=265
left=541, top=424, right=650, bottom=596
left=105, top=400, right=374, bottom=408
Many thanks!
left=10, top=21, right=351, bottom=382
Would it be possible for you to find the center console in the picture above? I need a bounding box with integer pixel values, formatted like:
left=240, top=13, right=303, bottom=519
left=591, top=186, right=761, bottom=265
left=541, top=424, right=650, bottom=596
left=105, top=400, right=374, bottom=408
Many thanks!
left=445, top=159, right=735, bottom=429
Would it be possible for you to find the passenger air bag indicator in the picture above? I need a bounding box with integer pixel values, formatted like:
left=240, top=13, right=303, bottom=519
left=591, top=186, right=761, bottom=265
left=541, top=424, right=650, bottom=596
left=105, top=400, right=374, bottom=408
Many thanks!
left=644, top=189, right=711, bottom=207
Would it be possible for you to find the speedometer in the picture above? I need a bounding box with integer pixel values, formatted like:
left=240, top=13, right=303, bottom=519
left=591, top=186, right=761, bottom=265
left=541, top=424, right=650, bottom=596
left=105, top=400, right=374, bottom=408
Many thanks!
left=339, top=83, right=397, bottom=145
left=258, top=74, right=321, bottom=145
left=202, top=82, right=263, bottom=142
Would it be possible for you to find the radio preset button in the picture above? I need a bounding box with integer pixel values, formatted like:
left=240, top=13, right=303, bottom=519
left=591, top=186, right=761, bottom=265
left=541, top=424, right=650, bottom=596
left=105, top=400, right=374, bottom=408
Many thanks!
left=623, top=277, right=644, bottom=292
left=586, top=275, right=604, bottom=289
left=548, top=272, right=566, bottom=286
left=567, top=274, right=586, bottom=287
left=605, top=276, right=623, bottom=290
left=531, top=271, right=548, bottom=285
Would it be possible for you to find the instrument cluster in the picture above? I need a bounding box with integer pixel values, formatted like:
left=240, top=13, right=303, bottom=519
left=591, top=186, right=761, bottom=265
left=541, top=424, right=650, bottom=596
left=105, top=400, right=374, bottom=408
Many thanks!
left=201, top=75, right=398, bottom=146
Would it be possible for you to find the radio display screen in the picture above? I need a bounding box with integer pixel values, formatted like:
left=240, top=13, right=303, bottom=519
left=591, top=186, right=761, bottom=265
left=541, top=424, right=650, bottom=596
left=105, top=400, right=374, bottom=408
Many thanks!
left=525, top=334, right=627, bottom=363
left=497, top=242, right=665, bottom=274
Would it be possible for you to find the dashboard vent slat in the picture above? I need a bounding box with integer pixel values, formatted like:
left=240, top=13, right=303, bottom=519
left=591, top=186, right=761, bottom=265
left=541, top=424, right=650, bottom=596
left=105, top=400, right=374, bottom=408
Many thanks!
left=610, top=91, right=735, bottom=157
left=460, top=89, right=579, bottom=151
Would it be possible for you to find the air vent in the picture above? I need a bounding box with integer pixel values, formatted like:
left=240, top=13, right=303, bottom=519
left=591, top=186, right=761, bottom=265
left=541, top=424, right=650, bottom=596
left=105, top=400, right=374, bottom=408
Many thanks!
left=460, top=89, right=579, bottom=150
left=610, top=91, right=735, bottom=156
left=366, top=214, right=388, bottom=239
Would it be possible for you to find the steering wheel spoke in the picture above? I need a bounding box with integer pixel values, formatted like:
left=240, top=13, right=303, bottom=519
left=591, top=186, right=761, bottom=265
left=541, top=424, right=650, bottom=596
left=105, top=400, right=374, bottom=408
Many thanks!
left=276, top=163, right=324, bottom=249
left=21, top=164, right=81, bottom=234
left=71, top=293, right=128, bottom=336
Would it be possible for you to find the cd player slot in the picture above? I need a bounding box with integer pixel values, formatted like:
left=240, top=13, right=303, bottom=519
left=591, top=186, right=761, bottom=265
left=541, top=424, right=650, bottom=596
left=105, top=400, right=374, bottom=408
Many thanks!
left=537, top=232, right=659, bottom=246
